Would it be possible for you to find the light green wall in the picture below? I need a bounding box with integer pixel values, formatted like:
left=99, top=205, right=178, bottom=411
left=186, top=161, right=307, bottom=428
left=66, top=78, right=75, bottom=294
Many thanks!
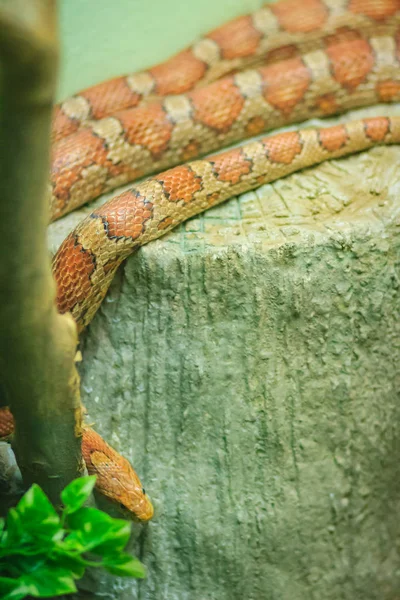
left=57, top=0, right=263, bottom=100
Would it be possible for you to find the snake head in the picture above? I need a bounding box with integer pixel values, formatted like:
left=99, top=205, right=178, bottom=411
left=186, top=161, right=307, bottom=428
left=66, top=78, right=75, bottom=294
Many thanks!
left=81, top=427, right=154, bottom=521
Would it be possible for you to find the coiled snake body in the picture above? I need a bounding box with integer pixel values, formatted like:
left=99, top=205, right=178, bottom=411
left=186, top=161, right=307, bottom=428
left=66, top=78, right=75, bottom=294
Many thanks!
left=3, top=0, right=400, bottom=520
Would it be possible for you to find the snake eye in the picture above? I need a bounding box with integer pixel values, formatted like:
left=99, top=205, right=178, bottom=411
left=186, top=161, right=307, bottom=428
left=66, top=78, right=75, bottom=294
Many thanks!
left=142, top=488, right=146, bottom=495
left=119, top=502, right=126, bottom=511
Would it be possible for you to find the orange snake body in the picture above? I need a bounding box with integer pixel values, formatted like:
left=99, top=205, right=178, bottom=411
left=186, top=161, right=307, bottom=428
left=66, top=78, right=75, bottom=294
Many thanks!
left=3, top=0, right=400, bottom=521
left=0, top=408, right=154, bottom=521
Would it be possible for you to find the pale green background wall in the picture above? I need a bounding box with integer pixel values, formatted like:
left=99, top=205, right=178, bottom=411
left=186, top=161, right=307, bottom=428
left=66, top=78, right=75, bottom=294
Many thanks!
left=58, top=0, right=263, bottom=100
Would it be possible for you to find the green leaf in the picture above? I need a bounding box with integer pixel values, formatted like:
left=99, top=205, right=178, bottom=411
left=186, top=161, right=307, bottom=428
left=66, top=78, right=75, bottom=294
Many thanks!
left=91, top=529, right=131, bottom=558
left=0, top=576, right=20, bottom=594
left=0, top=553, right=37, bottom=577
left=1, top=553, right=52, bottom=578
left=61, top=476, right=96, bottom=515
left=0, top=479, right=143, bottom=594
left=12, top=485, right=61, bottom=543
left=0, top=544, right=51, bottom=560
left=58, top=531, right=85, bottom=554
left=20, top=565, right=77, bottom=597
left=48, top=551, right=86, bottom=579
left=0, top=576, right=34, bottom=600
left=2, top=591, right=29, bottom=600
left=16, top=485, right=58, bottom=523
left=67, top=507, right=130, bottom=553
left=102, top=553, right=146, bottom=578
left=2, top=509, right=27, bottom=548
left=2, top=591, right=30, bottom=600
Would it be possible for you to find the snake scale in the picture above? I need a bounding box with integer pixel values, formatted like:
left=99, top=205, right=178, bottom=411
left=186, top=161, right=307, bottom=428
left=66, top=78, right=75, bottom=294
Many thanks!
left=2, top=0, right=400, bottom=521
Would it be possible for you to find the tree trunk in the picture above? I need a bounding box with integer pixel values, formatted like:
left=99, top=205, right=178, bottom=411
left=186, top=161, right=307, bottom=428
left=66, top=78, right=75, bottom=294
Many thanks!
left=0, top=0, right=82, bottom=508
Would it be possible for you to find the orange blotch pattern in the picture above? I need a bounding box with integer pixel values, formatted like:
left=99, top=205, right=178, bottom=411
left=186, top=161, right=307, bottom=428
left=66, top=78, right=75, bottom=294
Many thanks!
left=260, top=57, right=311, bottom=116
left=94, top=190, right=153, bottom=240
left=156, top=166, right=202, bottom=203
left=246, top=115, right=267, bottom=137
left=51, top=128, right=109, bottom=207
left=0, top=407, right=14, bottom=438
left=157, top=216, right=175, bottom=231
left=318, top=124, right=348, bottom=151
left=210, top=148, right=252, bottom=184
left=263, top=131, right=303, bottom=163
left=53, top=234, right=96, bottom=315
left=271, top=0, right=329, bottom=33
left=191, top=77, right=245, bottom=132
left=314, top=93, right=339, bottom=115
left=52, top=106, right=80, bottom=143
left=81, top=76, right=141, bottom=120
left=395, top=28, right=400, bottom=63
left=82, top=427, right=154, bottom=521
left=150, top=50, right=207, bottom=96
left=208, top=15, right=262, bottom=60
left=181, top=139, right=201, bottom=162
left=325, top=29, right=374, bottom=90
left=363, top=117, right=390, bottom=141
left=265, top=44, right=300, bottom=64
left=376, top=79, right=400, bottom=102
left=348, top=0, right=400, bottom=21
left=118, top=103, right=173, bottom=157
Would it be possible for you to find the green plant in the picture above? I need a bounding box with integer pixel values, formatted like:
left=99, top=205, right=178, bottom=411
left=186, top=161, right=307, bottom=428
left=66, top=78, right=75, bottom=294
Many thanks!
left=0, top=476, right=145, bottom=599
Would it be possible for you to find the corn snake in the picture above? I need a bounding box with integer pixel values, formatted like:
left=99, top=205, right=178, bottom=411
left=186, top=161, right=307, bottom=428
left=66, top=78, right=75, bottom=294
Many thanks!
left=3, top=0, right=400, bottom=521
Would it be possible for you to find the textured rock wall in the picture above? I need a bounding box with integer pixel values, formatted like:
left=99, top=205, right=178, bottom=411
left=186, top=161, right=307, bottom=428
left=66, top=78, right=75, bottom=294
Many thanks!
left=50, top=106, right=400, bottom=599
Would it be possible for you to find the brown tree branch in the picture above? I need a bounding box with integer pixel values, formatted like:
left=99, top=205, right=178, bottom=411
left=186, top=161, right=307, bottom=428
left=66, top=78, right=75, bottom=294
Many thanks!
left=0, top=0, right=83, bottom=506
